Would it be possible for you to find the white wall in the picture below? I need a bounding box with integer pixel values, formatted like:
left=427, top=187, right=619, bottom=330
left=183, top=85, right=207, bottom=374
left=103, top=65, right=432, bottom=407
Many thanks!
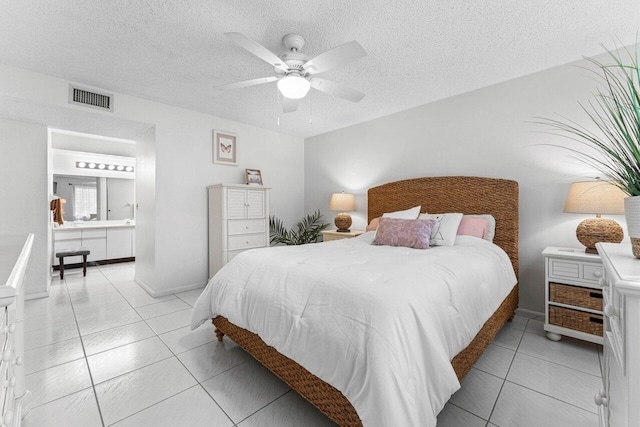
left=305, top=55, right=628, bottom=313
left=0, top=64, right=305, bottom=296
left=0, top=118, right=49, bottom=296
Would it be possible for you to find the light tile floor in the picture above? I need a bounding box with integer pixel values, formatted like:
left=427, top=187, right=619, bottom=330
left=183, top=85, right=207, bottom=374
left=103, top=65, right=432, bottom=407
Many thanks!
left=22, top=263, right=602, bottom=426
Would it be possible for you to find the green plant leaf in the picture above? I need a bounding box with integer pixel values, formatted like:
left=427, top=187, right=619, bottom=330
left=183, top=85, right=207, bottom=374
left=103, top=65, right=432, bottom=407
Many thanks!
left=269, top=209, right=331, bottom=245
left=537, top=45, right=640, bottom=196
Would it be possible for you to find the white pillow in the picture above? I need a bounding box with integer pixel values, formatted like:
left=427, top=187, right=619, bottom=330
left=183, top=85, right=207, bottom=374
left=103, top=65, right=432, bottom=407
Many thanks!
left=464, top=214, right=496, bottom=243
left=419, top=213, right=463, bottom=246
left=382, top=205, right=421, bottom=219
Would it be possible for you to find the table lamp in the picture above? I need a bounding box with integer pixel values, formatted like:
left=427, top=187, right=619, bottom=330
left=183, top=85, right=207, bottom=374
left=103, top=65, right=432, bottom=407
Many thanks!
left=330, top=192, right=355, bottom=232
left=564, top=181, right=626, bottom=253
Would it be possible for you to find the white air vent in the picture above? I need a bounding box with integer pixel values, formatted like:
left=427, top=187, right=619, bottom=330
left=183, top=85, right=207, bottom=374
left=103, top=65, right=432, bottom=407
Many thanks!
left=68, top=85, right=114, bottom=112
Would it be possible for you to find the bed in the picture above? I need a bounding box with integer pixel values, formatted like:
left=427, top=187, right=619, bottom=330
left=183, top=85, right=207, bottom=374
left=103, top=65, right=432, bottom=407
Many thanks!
left=192, top=176, right=519, bottom=426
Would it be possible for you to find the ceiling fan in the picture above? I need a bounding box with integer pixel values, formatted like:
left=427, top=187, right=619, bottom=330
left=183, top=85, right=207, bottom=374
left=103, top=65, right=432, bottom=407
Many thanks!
left=216, top=32, right=367, bottom=113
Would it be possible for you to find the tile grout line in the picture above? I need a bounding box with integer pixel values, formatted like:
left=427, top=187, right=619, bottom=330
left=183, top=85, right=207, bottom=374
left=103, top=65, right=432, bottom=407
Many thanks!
left=501, top=379, right=600, bottom=416
left=65, top=268, right=108, bottom=427
left=509, top=326, right=603, bottom=378
left=484, top=317, right=528, bottom=424
left=232, top=389, right=295, bottom=426
left=447, top=401, right=489, bottom=423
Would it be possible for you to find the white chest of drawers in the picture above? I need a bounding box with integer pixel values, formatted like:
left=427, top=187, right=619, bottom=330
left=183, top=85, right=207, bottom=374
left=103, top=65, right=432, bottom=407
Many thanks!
left=208, top=184, right=270, bottom=279
left=595, top=242, right=640, bottom=427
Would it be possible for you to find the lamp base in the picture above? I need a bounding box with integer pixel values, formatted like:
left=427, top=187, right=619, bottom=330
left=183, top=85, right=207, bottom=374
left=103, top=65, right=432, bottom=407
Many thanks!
left=576, top=217, right=623, bottom=253
left=334, top=212, right=352, bottom=233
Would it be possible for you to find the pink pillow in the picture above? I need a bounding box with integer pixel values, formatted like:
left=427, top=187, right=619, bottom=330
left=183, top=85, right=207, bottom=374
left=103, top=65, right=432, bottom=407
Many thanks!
left=372, top=218, right=435, bottom=249
left=366, top=217, right=381, bottom=232
left=456, top=217, right=489, bottom=239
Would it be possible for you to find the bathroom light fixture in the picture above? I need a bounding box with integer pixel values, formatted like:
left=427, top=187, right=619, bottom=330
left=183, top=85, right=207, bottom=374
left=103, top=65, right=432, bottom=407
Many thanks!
left=75, top=161, right=134, bottom=173
left=277, top=75, right=311, bottom=99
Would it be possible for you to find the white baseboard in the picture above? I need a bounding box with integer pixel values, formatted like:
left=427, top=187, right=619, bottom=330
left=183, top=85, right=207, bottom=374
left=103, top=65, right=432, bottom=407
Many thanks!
left=134, top=276, right=206, bottom=298
left=516, top=307, right=544, bottom=320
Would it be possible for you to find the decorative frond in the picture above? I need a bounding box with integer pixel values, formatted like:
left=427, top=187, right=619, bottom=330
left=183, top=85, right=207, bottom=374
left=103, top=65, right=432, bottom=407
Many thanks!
left=536, top=45, right=640, bottom=196
left=269, top=210, right=331, bottom=245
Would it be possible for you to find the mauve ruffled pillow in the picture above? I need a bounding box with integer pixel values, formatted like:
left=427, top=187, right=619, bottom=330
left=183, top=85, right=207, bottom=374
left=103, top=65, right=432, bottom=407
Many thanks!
left=372, top=218, right=436, bottom=249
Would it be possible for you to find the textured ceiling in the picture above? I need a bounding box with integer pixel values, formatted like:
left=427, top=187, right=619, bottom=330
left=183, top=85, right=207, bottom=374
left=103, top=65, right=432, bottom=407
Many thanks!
left=0, top=1, right=638, bottom=138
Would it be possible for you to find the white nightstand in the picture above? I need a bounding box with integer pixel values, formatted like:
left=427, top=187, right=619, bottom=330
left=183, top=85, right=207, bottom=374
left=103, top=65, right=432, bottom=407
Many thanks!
left=321, top=230, right=365, bottom=242
left=542, top=246, right=604, bottom=344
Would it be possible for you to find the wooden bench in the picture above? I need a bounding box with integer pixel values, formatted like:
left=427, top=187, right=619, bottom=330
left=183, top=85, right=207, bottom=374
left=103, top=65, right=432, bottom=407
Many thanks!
left=55, top=248, right=90, bottom=280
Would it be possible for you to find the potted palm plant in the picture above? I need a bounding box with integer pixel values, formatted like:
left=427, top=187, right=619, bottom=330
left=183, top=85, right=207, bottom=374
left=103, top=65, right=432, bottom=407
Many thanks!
left=269, top=210, right=330, bottom=245
left=542, top=46, right=640, bottom=257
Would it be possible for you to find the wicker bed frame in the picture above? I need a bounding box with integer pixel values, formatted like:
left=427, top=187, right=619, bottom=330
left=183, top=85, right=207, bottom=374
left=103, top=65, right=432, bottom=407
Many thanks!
left=213, top=176, right=519, bottom=426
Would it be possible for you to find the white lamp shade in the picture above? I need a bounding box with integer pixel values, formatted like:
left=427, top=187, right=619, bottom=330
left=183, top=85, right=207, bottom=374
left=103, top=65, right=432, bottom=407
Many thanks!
left=564, top=181, right=626, bottom=215
left=330, top=193, right=355, bottom=211
left=277, top=75, right=311, bottom=99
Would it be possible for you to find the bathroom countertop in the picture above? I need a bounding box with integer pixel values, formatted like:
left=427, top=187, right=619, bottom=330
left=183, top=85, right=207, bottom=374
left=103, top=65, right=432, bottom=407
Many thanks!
left=53, top=221, right=135, bottom=230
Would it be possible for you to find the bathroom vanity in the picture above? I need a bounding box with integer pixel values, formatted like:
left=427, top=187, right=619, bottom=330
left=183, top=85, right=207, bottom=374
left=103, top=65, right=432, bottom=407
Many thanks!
left=52, top=221, right=135, bottom=266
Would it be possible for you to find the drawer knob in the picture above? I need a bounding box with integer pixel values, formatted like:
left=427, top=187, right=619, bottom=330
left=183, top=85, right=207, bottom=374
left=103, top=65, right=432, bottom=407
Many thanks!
left=604, top=304, right=620, bottom=318
left=594, top=391, right=608, bottom=407
left=245, top=226, right=249, bottom=229
left=8, top=376, right=15, bottom=387
left=12, top=356, right=22, bottom=366
left=598, top=278, right=607, bottom=287
left=593, top=270, right=602, bottom=278
left=2, top=350, right=11, bottom=362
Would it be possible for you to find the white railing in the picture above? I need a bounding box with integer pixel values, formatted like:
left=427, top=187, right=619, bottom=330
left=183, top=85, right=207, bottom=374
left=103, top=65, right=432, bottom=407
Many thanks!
left=1, top=233, right=34, bottom=427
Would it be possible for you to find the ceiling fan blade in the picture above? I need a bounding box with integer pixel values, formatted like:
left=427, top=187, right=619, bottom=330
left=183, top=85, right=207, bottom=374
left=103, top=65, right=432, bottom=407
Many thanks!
left=225, top=32, right=289, bottom=73
left=282, top=97, right=299, bottom=113
left=215, top=76, right=278, bottom=90
left=310, top=78, right=365, bottom=103
left=303, top=41, right=366, bottom=74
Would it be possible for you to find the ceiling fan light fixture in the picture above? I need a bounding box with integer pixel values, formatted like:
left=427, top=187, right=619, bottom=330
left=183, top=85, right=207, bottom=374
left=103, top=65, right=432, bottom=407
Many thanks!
left=277, top=75, right=310, bottom=99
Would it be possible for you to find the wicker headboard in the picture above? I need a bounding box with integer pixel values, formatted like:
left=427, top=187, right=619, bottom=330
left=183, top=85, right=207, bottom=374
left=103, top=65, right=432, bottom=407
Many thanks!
left=367, top=176, right=519, bottom=277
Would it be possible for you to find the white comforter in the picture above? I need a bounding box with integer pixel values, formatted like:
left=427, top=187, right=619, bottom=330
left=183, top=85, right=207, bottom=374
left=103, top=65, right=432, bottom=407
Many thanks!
left=191, top=233, right=517, bottom=427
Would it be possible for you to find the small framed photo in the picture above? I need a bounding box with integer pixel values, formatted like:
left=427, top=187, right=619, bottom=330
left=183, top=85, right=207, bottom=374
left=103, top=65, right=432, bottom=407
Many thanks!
left=245, top=169, right=263, bottom=186
left=213, top=130, right=238, bottom=165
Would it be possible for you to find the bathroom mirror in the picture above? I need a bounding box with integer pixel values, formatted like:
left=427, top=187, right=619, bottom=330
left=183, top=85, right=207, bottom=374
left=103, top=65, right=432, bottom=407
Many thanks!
left=53, top=174, right=134, bottom=221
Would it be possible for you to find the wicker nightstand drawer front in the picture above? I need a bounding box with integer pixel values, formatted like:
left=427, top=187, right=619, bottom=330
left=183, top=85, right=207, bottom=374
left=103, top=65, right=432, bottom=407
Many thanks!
left=549, top=283, right=603, bottom=311
left=549, top=306, right=603, bottom=336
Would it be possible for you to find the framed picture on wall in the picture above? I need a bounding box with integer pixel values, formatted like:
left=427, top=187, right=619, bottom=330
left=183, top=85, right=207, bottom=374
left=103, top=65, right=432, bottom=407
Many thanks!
left=213, top=130, right=238, bottom=165
left=245, top=169, right=263, bottom=186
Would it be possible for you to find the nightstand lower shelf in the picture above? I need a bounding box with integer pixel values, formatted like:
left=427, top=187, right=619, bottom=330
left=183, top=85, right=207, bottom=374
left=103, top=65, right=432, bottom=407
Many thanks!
left=544, top=322, right=604, bottom=344
left=543, top=246, right=604, bottom=345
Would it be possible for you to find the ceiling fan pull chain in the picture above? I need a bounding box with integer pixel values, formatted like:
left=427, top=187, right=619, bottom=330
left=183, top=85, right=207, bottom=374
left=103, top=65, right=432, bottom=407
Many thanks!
left=309, top=93, right=313, bottom=125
